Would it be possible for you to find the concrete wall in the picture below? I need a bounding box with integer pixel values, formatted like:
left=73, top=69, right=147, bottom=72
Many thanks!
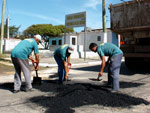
left=62, top=30, right=119, bottom=51
left=38, top=49, right=100, bottom=59
left=3, top=39, right=45, bottom=52
left=4, top=39, right=21, bottom=52
left=48, top=37, right=62, bottom=51
left=78, top=31, right=114, bottom=51
left=3, top=30, right=119, bottom=59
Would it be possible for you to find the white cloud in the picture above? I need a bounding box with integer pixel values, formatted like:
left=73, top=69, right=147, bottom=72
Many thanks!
left=84, top=0, right=102, bottom=9
left=11, top=10, right=63, bottom=24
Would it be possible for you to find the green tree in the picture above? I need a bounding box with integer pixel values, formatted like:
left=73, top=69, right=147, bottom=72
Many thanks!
left=24, top=24, right=74, bottom=37
left=0, top=24, right=20, bottom=38
left=55, top=25, right=74, bottom=34
left=9, top=25, right=20, bottom=37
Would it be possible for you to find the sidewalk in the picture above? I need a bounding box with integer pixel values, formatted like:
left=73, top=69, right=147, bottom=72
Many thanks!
left=39, top=57, right=102, bottom=67
left=0, top=55, right=125, bottom=67
left=0, top=56, right=102, bottom=67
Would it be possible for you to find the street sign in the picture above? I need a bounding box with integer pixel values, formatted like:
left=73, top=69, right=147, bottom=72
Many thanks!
left=64, top=11, right=87, bottom=61
left=65, top=11, right=86, bottom=28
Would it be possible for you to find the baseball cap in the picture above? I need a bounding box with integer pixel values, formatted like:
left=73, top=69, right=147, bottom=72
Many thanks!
left=68, top=45, right=74, bottom=54
left=34, top=34, right=42, bottom=43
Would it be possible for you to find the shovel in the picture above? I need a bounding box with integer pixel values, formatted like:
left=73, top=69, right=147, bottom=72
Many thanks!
left=32, top=63, right=42, bottom=85
left=64, top=63, right=72, bottom=81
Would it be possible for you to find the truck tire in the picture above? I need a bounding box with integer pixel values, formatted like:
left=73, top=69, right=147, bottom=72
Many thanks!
left=125, top=57, right=146, bottom=69
left=125, top=57, right=135, bottom=69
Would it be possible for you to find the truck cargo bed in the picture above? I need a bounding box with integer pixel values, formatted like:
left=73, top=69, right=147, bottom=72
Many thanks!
left=109, top=0, right=150, bottom=33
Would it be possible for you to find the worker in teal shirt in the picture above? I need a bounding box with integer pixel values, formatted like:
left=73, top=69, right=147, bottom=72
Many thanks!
left=89, top=43, right=123, bottom=91
left=54, top=44, right=74, bottom=84
left=11, top=34, right=41, bottom=93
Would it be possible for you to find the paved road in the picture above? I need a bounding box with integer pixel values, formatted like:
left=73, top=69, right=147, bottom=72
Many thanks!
left=0, top=62, right=150, bottom=113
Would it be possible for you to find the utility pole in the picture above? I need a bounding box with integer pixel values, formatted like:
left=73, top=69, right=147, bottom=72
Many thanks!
left=102, top=0, right=107, bottom=42
left=0, top=0, right=6, bottom=54
left=7, top=15, right=9, bottom=39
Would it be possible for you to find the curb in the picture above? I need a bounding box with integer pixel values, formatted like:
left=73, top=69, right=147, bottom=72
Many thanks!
left=36, top=59, right=125, bottom=67
left=1, top=58, right=125, bottom=68
left=29, top=61, right=102, bottom=67
left=0, top=58, right=11, bottom=62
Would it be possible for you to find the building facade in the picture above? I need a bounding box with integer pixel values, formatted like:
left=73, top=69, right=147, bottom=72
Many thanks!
left=62, top=28, right=120, bottom=51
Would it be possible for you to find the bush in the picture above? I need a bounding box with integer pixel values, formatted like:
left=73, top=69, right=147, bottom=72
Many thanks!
left=15, top=35, right=26, bottom=40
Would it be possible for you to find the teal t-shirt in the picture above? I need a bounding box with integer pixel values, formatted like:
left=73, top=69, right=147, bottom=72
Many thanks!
left=54, top=44, right=69, bottom=61
left=11, top=38, right=39, bottom=59
left=97, top=43, right=123, bottom=57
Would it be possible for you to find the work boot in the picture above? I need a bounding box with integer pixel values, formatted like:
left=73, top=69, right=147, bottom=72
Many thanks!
left=110, top=90, right=121, bottom=94
left=13, top=90, right=20, bottom=93
left=22, top=88, right=34, bottom=92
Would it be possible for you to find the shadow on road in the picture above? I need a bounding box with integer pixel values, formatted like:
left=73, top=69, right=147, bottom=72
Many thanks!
left=72, top=62, right=150, bottom=75
left=87, top=79, right=145, bottom=89
left=119, top=81, right=145, bottom=88
left=0, top=82, right=14, bottom=92
left=28, top=82, right=149, bottom=113
left=48, top=73, right=58, bottom=79
left=0, top=79, right=144, bottom=93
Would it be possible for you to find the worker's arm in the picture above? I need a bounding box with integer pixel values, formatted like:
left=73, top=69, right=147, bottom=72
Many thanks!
left=63, top=60, right=69, bottom=79
left=67, top=55, right=71, bottom=65
left=28, top=56, right=34, bottom=62
left=28, top=54, right=39, bottom=70
left=34, top=53, right=39, bottom=71
left=98, top=56, right=106, bottom=77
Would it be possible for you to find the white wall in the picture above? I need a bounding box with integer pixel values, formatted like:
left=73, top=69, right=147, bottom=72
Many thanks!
left=62, top=34, right=78, bottom=45
left=3, top=39, right=44, bottom=52
left=4, top=39, right=21, bottom=52
left=107, top=32, right=112, bottom=43
left=79, top=31, right=105, bottom=51
left=64, top=30, right=114, bottom=51
left=38, top=49, right=100, bottom=59
left=61, top=30, right=119, bottom=58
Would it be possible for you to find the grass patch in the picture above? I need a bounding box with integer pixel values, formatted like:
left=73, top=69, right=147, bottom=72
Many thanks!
left=0, top=54, right=7, bottom=58
left=0, top=63, right=14, bottom=75
left=0, top=62, right=50, bottom=76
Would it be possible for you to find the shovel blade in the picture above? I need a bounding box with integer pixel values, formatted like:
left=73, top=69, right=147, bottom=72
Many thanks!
left=32, top=77, right=42, bottom=85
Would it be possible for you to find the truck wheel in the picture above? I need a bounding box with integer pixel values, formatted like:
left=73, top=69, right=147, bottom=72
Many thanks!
left=125, top=57, right=145, bottom=69
left=125, top=57, right=135, bottom=69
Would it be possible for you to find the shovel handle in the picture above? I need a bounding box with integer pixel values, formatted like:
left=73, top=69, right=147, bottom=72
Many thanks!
left=67, top=64, right=71, bottom=72
left=35, top=70, right=38, bottom=77
left=32, top=61, right=39, bottom=77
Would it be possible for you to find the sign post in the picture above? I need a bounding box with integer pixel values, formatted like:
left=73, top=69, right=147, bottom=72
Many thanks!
left=65, top=11, right=86, bottom=60
left=84, top=26, right=86, bottom=61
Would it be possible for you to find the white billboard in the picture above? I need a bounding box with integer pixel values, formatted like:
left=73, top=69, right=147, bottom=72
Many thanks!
left=65, top=11, right=86, bottom=28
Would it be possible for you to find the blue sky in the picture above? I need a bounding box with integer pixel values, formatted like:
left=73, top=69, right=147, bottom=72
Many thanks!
left=0, top=0, right=130, bottom=32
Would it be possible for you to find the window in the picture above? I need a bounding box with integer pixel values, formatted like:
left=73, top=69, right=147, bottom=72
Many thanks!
left=58, top=40, right=61, bottom=45
left=52, top=40, right=56, bottom=45
left=72, top=37, right=76, bottom=45
left=97, top=36, right=101, bottom=41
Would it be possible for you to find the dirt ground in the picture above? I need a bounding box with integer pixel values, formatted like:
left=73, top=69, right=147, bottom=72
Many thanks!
left=0, top=61, right=49, bottom=76
left=0, top=63, right=14, bottom=75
